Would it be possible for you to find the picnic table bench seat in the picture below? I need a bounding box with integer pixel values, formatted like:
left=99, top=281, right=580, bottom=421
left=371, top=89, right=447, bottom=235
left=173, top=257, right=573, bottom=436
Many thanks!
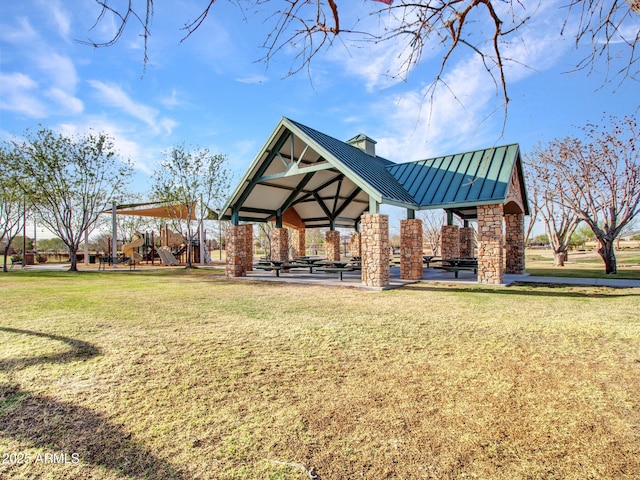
left=314, top=266, right=355, bottom=281
left=432, top=265, right=477, bottom=278
left=253, top=263, right=285, bottom=276
left=433, top=258, right=478, bottom=278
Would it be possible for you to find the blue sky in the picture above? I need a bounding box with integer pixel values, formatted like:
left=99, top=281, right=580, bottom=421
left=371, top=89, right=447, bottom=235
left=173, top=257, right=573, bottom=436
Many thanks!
left=1, top=1, right=638, bottom=235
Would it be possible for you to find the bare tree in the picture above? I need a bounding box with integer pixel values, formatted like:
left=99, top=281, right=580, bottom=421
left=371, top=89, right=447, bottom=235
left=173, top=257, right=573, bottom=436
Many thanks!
left=0, top=149, right=26, bottom=272
left=83, top=1, right=639, bottom=111
left=524, top=156, right=582, bottom=266
left=418, top=209, right=444, bottom=255
left=255, top=222, right=276, bottom=259
left=528, top=116, right=640, bottom=274
left=6, top=128, right=132, bottom=272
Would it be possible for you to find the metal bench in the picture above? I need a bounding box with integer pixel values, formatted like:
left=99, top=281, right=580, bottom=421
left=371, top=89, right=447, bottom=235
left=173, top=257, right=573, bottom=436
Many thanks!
left=432, top=265, right=477, bottom=278
left=315, top=266, right=354, bottom=281
left=433, top=258, right=477, bottom=278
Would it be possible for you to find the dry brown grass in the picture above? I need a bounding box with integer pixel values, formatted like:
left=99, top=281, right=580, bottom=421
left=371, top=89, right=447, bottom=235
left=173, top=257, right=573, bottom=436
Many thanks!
left=1, top=270, right=639, bottom=479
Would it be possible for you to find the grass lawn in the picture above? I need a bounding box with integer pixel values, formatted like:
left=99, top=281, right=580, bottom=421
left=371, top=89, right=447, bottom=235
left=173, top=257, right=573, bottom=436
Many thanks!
left=526, top=248, right=640, bottom=280
left=1, top=269, right=639, bottom=479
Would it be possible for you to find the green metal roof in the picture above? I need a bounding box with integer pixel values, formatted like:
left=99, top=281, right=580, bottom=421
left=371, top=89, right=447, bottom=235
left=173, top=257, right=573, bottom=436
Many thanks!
left=387, top=144, right=528, bottom=213
left=221, top=118, right=528, bottom=227
left=288, top=119, right=417, bottom=206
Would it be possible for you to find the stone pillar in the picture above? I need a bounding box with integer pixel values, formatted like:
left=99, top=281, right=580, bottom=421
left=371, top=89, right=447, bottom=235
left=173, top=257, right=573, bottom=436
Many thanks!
left=440, top=225, right=460, bottom=259
left=325, top=230, right=341, bottom=262
left=226, top=225, right=246, bottom=277
left=477, top=205, right=504, bottom=284
left=361, top=214, right=390, bottom=288
left=505, top=213, right=525, bottom=274
left=243, top=224, right=253, bottom=272
left=290, top=228, right=306, bottom=258
left=270, top=227, right=289, bottom=262
left=349, top=232, right=361, bottom=259
left=459, top=227, right=476, bottom=258
left=400, top=218, right=423, bottom=280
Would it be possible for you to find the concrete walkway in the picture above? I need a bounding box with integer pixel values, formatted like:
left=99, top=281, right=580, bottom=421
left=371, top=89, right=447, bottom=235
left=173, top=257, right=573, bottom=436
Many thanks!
left=504, top=273, right=640, bottom=288
left=243, top=266, right=640, bottom=290
left=15, top=263, right=640, bottom=289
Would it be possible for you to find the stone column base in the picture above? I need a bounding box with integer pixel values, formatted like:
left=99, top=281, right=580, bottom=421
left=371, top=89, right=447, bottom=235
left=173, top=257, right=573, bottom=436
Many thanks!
left=270, top=228, right=289, bottom=262
left=441, top=225, right=460, bottom=259
left=325, top=230, right=341, bottom=262
left=226, top=225, right=247, bottom=277
left=361, top=214, right=390, bottom=288
left=477, top=205, right=503, bottom=284
left=400, top=219, right=423, bottom=280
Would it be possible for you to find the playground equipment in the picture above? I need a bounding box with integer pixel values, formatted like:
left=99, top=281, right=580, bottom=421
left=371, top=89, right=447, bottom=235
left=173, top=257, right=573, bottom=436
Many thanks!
left=165, top=229, right=185, bottom=247
left=157, top=246, right=180, bottom=266
left=103, top=202, right=216, bottom=267
left=122, top=231, right=144, bottom=263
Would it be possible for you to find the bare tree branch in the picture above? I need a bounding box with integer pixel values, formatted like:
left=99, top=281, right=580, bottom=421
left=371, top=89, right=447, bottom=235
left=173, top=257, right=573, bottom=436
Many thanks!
left=81, top=1, right=639, bottom=115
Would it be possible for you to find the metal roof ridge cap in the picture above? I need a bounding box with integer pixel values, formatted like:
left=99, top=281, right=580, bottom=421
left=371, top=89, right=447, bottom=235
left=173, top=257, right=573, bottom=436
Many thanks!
left=284, top=120, right=384, bottom=204
left=404, top=143, right=520, bottom=164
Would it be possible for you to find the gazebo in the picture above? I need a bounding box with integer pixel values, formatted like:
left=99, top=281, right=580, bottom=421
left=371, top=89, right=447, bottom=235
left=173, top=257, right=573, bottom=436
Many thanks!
left=221, top=117, right=529, bottom=287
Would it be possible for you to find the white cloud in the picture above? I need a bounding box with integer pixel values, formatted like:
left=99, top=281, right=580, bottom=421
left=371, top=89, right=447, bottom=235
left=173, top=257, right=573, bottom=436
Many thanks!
left=0, top=72, right=47, bottom=117
left=58, top=118, right=156, bottom=176
left=41, top=0, right=71, bottom=39
left=35, top=52, right=78, bottom=92
left=88, top=80, right=176, bottom=135
left=159, top=118, right=178, bottom=135
left=236, top=74, right=268, bottom=85
left=46, top=87, right=84, bottom=114
left=345, top=1, right=576, bottom=161
left=160, top=89, right=182, bottom=109
left=0, top=17, right=38, bottom=43
left=0, top=12, right=83, bottom=119
left=365, top=54, right=499, bottom=163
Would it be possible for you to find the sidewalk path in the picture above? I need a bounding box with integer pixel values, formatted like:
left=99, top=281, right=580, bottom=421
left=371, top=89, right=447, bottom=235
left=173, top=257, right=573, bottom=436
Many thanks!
left=504, top=273, right=640, bottom=288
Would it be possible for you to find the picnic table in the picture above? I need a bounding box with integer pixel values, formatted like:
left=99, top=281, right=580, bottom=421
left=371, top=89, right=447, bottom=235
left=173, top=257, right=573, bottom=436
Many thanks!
left=289, top=257, right=325, bottom=273
left=253, top=260, right=286, bottom=277
left=315, top=260, right=356, bottom=281
left=433, top=257, right=478, bottom=278
left=422, top=255, right=441, bottom=268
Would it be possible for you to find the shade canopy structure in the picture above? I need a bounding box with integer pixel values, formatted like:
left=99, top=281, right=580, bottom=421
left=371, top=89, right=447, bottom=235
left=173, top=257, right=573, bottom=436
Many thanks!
left=221, top=117, right=529, bottom=228
left=106, top=201, right=198, bottom=220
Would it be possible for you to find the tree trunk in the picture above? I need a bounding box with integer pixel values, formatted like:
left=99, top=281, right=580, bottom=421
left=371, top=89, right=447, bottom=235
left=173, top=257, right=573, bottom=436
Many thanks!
left=3, top=246, right=9, bottom=272
left=598, top=240, right=617, bottom=274
left=185, top=239, right=193, bottom=268
left=68, top=247, right=78, bottom=272
left=553, top=249, right=567, bottom=267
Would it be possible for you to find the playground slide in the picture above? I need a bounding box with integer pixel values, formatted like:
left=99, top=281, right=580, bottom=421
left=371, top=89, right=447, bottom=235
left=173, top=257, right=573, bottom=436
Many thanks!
left=158, top=246, right=180, bottom=266
left=166, top=230, right=185, bottom=247
left=122, top=232, right=144, bottom=263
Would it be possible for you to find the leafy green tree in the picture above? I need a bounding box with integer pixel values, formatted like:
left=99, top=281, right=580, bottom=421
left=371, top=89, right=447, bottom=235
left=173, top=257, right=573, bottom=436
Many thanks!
left=0, top=151, right=26, bottom=272
left=36, top=237, right=68, bottom=252
left=152, top=144, right=231, bottom=268
left=529, top=234, right=549, bottom=246
left=10, top=236, right=34, bottom=253
left=6, top=128, right=132, bottom=271
left=571, top=224, right=596, bottom=250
